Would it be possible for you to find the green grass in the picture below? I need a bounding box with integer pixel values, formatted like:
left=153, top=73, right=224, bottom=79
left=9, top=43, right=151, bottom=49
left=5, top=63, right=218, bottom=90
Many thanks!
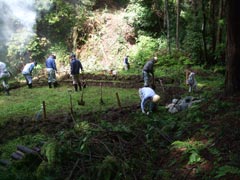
left=0, top=85, right=140, bottom=124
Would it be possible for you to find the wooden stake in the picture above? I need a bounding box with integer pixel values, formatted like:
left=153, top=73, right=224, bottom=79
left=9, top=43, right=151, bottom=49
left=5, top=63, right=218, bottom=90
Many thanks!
left=70, top=93, right=73, bottom=114
left=185, top=69, right=190, bottom=85
left=42, top=101, right=46, bottom=119
left=116, top=92, right=122, bottom=109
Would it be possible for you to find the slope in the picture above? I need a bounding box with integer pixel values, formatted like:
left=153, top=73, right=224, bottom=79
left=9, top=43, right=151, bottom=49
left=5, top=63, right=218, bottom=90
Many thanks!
left=76, top=7, right=135, bottom=72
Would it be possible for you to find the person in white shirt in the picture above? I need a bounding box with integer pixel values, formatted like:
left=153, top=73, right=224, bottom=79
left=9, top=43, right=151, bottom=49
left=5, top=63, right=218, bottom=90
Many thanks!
left=22, top=61, right=37, bottom=88
left=0, top=61, right=11, bottom=95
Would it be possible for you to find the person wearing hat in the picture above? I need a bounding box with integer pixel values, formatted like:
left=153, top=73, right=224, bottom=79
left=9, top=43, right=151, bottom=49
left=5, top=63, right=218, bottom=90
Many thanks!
left=45, top=54, right=58, bottom=88
left=0, top=61, right=11, bottom=95
left=22, top=60, right=37, bottom=88
left=70, top=53, right=84, bottom=91
left=142, top=56, right=157, bottom=87
left=139, top=86, right=160, bottom=114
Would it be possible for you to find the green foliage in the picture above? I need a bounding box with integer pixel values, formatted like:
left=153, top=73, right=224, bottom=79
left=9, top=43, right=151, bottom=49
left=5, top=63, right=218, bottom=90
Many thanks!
left=0, top=134, right=47, bottom=159
left=27, top=36, right=50, bottom=61
left=171, top=140, right=207, bottom=164
left=97, top=155, right=121, bottom=180
left=215, top=165, right=240, bottom=178
left=207, top=100, right=233, bottom=114
left=130, top=35, right=159, bottom=67
left=0, top=134, right=47, bottom=179
left=125, top=0, right=163, bottom=36
left=38, top=0, right=76, bottom=43
left=74, top=121, right=91, bottom=134
left=41, top=139, right=59, bottom=167
left=48, top=42, right=69, bottom=64
left=0, top=86, right=139, bottom=124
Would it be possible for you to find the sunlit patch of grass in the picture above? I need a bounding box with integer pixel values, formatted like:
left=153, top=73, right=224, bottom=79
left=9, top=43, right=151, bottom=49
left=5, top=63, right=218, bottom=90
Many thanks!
left=0, top=86, right=139, bottom=124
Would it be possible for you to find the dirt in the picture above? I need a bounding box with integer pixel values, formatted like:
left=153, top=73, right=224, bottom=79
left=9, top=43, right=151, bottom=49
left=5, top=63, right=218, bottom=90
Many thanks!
left=74, top=3, right=135, bottom=71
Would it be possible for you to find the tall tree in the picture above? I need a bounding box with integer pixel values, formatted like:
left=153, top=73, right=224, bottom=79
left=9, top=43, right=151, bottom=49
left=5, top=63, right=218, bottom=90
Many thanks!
left=164, top=0, right=171, bottom=54
left=216, top=0, right=225, bottom=46
left=176, top=0, right=180, bottom=50
left=225, top=0, right=240, bottom=95
left=201, top=0, right=208, bottom=64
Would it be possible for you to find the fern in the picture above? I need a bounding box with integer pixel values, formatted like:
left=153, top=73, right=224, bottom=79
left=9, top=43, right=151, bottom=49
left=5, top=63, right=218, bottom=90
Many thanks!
left=215, top=165, right=240, bottom=178
left=171, top=140, right=207, bottom=164
left=41, top=140, right=58, bottom=167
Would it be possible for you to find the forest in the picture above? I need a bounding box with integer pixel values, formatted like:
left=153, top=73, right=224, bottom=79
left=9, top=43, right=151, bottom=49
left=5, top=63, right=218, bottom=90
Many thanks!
left=0, top=0, right=240, bottom=179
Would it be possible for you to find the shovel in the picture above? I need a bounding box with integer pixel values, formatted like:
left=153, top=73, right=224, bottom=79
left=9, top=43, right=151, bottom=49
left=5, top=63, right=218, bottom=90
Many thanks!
left=100, top=83, right=105, bottom=105
left=68, top=89, right=74, bottom=113
left=78, top=87, right=85, bottom=106
left=159, top=79, right=165, bottom=92
left=151, top=74, right=156, bottom=90
left=82, top=73, right=87, bottom=88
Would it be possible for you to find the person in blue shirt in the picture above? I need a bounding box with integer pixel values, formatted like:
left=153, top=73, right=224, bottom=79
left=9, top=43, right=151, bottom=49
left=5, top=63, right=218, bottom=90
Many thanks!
left=45, top=54, right=58, bottom=88
left=22, top=60, right=37, bottom=88
left=0, top=61, right=11, bottom=95
left=70, top=53, right=83, bottom=91
left=142, top=56, right=157, bottom=87
left=139, top=87, right=160, bottom=114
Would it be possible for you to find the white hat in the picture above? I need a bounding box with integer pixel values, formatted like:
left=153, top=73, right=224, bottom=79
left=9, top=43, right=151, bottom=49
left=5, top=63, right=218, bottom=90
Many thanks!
left=172, top=99, right=178, bottom=104
left=152, top=95, right=160, bottom=103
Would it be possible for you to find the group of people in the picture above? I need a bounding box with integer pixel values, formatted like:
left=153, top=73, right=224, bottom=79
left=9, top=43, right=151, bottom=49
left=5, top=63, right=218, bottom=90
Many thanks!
left=138, top=56, right=197, bottom=115
left=1, top=53, right=197, bottom=115
left=138, top=56, right=160, bottom=114
left=20, top=54, right=58, bottom=89
left=0, top=53, right=84, bottom=95
left=22, top=53, right=84, bottom=91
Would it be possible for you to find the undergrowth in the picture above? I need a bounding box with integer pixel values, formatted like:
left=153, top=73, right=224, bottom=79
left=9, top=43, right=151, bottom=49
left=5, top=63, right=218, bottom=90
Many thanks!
left=0, top=67, right=240, bottom=179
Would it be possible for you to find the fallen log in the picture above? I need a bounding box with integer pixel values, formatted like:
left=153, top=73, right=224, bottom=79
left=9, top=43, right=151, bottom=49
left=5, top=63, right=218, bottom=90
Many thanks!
left=16, top=150, right=25, bottom=157
left=11, top=152, right=23, bottom=160
left=0, top=159, right=10, bottom=166
left=17, top=145, right=38, bottom=154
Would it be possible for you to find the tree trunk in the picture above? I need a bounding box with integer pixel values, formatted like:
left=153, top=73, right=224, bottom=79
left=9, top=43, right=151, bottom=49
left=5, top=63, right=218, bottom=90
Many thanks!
left=216, top=0, right=223, bottom=45
left=216, top=0, right=225, bottom=64
left=164, top=0, right=171, bottom=54
left=225, top=0, right=240, bottom=96
left=176, top=0, right=180, bottom=50
left=209, top=0, right=218, bottom=65
left=201, top=0, right=208, bottom=64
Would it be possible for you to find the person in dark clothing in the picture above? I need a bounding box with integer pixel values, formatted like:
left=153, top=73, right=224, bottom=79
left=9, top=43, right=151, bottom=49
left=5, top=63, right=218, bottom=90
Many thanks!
left=123, top=55, right=130, bottom=70
left=70, top=53, right=84, bottom=91
left=142, top=56, right=157, bottom=87
left=45, top=54, right=58, bottom=88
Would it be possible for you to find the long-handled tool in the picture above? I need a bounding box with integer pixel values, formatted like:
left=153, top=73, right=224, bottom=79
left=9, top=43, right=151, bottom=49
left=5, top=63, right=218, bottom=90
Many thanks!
left=82, top=73, right=87, bottom=88
left=100, top=83, right=105, bottom=105
left=159, top=79, right=165, bottom=92
left=78, top=87, right=85, bottom=106
left=68, top=89, right=74, bottom=113
left=151, top=74, right=156, bottom=90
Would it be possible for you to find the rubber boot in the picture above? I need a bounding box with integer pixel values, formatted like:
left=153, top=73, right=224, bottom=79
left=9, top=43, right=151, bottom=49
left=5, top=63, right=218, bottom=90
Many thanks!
left=74, top=84, right=78, bottom=92
left=48, top=82, right=52, bottom=88
left=78, top=83, right=82, bottom=91
left=4, top=88, right=10, bottom=96
left=28, top=83, right=32, bottom=88
left=53, top=82, right=58, bottom=88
